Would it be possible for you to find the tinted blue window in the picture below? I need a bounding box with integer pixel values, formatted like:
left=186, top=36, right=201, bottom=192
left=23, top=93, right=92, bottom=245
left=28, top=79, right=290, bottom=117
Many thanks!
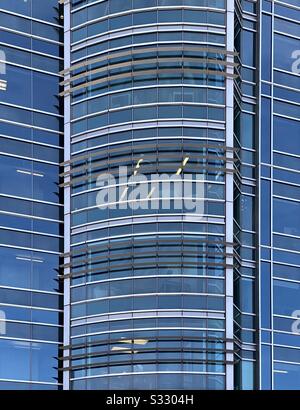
left=274, top=198, right=300, bottom=237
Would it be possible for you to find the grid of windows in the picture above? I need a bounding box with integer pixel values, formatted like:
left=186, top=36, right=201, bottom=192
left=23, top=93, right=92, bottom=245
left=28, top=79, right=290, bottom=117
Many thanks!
left=259, top=0, right=300, bottom=390
left=0, top=0, right=63, bottom=390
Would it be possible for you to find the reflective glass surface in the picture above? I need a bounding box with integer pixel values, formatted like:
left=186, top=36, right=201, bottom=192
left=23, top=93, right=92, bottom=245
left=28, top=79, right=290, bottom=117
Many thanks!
left=0, top=2, right=63, bottom=389
left=66, top=0, right=228, bottom=390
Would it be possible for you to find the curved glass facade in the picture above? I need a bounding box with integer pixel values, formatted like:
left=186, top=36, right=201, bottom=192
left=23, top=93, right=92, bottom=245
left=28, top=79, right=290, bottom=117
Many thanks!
left=62, top=0, right=235, bottom=390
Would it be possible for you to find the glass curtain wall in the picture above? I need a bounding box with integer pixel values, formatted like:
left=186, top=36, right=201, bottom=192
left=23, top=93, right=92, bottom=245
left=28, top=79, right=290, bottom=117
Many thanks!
left=0, top=0, right=64, bottom=390
left=62, top=0, right=235, bottom=390
left=259, top=0, right=300, bottom=390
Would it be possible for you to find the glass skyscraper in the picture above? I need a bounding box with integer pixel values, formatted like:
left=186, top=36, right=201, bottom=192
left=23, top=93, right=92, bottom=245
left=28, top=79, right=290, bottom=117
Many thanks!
left=0, top=0, right=300, bottom=391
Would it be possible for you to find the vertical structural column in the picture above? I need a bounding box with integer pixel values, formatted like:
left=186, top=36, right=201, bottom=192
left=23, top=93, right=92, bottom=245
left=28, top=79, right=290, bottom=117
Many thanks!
left=225, top=0, right=235, bottom=390
left=257, top=0, right=263, bottom=390
left=63, top=0, right=71, bottom=391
